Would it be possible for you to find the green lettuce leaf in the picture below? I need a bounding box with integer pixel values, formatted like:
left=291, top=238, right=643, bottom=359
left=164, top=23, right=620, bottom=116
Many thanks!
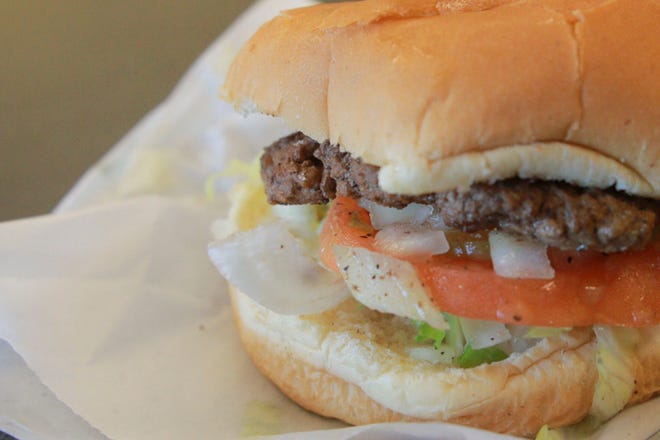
left=456, top=343, right=508, bottom=368
left=413, top=316, right=510, bottom=368
left=589, top=326, right=638, bottom=421
left=413, top=320, right=446, bottom=349
left=444, top=313, right=465, bottom=354
left=525, top=326, right=572, bottom=339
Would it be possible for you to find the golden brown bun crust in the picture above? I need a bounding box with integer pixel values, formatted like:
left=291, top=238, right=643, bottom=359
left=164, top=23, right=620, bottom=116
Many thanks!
left=229, top=286, right=660, bottom=437
left=223, top=0, right=660, bottom=198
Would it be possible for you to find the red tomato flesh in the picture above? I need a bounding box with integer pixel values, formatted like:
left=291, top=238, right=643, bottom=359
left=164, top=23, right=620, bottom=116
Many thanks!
left=320, top=197, right=659, bottom=327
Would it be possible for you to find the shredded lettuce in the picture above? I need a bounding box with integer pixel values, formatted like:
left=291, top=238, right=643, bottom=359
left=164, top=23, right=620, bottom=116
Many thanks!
left=209, top=159, right=328, bottom=250
left=533, top=326, right=644, bottom=440
left=240, top=400, right=282, bottom=437
left=412, top=315, right=509, bottom=368
left=525, top=326, right=572, bottom=339
left=209, top=159, right=271, bottom=233
left=205, top=159, right=261, bottom=202
left=229, top=181, right=270, bottom=232
left=444, top=313, right=465, bottom=355
left=456, top=343, right=508, bottom=368
left=413, top=320, right=446, bottom=349
left=589, top=326, right=638, bottom=422
left=535, top=425, right=565, bottom=440
left=534, top=416, right=606, bottom=440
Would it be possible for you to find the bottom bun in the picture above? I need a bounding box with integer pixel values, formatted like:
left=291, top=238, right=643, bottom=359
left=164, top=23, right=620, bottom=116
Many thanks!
left=229, top=286, right=659, bottom=437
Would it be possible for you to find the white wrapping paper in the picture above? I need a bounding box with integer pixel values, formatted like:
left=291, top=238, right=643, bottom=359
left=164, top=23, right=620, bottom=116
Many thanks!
left=0, top=1, right=657, bottom=439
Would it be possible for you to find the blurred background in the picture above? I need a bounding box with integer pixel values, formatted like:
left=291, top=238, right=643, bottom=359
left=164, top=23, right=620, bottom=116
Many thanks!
left=0, top=1, right=259, bottom=221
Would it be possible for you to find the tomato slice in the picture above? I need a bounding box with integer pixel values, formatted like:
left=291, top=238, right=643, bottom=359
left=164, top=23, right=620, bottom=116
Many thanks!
left=320, top=197, right=660, bottom=327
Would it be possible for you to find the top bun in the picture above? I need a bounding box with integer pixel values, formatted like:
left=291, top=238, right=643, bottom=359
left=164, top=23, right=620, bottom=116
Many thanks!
left=223, top=0, right=660, bottom=198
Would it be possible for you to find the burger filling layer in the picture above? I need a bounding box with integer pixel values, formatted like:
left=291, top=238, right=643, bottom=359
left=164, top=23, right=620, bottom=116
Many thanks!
left=208, top=160, right=655, bottom=424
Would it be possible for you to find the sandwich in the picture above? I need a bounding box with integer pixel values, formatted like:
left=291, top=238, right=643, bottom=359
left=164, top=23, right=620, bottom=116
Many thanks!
left=208, top=0, right=659, bottom=436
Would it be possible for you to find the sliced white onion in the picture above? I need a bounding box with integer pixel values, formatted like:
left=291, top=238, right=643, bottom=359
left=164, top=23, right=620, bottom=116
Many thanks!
left=505, top=325, right=540, bottom=354
left=332, top=246, right=448, bottom=329
left=489, top=231, right=555, bottom=279
left=407, top=345, right=456, bottom=365
left=208, top=222, right=349, bottom=315
left=359, top=199, right=432, bottom=229
left=374, top=224, right=450, bottom=258
left=460, top=317, right=511, bottom=349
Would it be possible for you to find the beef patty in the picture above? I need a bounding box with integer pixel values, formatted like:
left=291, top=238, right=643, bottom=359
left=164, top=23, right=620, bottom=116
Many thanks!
left=260, top=132, right=658, bottom=253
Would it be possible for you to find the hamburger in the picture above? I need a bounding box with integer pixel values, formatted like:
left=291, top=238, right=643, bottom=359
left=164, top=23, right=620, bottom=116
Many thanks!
left=209, top=0, right=660, bottom=436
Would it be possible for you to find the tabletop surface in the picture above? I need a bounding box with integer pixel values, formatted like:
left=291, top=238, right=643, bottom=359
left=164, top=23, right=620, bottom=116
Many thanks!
left=0, top=1, right=255, bottom=221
